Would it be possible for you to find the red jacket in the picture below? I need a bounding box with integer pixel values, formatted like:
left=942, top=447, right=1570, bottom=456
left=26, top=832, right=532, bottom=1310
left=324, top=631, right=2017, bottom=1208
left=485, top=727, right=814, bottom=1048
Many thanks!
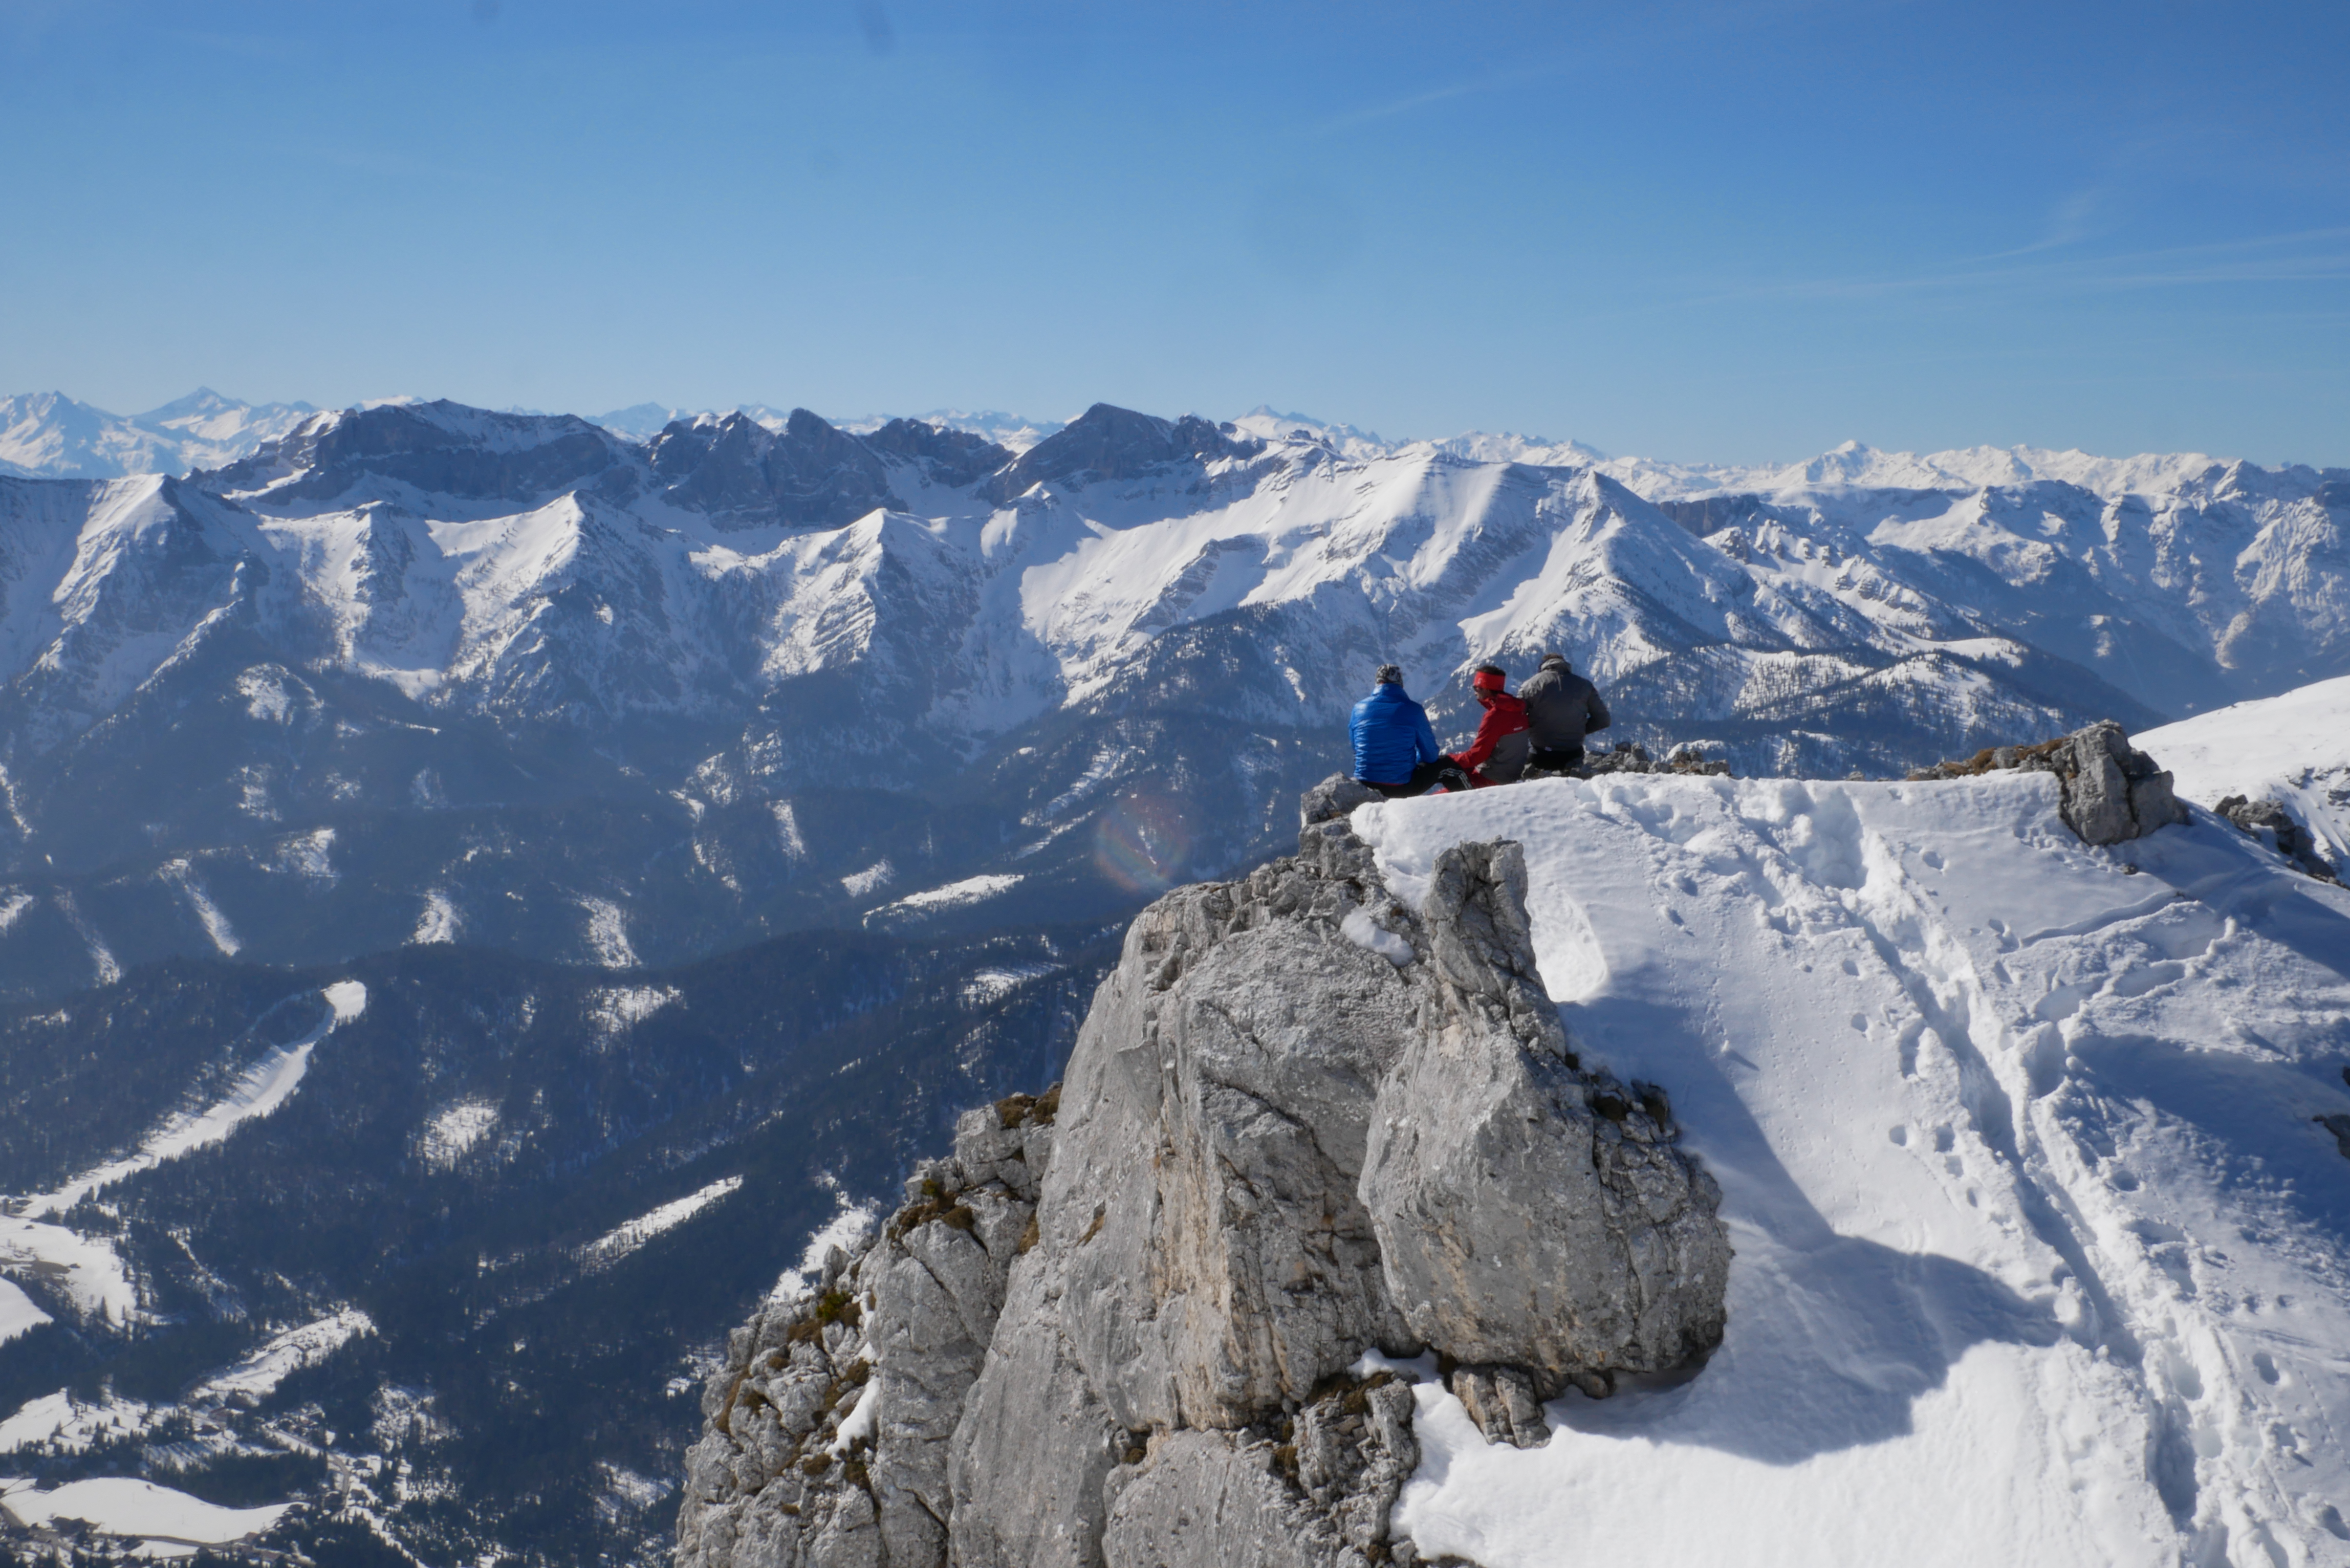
left=1452, top=692, right=1530, bottom=785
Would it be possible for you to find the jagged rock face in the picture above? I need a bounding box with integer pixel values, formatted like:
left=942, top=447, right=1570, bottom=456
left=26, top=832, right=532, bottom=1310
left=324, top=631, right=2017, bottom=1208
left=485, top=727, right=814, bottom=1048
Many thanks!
left=980, top=403, right=1265, bottom=502
left=861, top=418, right=1012, bottom=488
left=202, top=400, right=625, bottom=505
left=1099, top=1377, right=1419, bottom=1568
left=678, top=817, right=1730, bottom=1566
left=674, top=1094, right=1057, bottom=1568
left=648, top=408, right=904, bottom=530
left=1038, top=823, right=1421, bottom=1436
left=1907, top=719, right=2190, bottom=845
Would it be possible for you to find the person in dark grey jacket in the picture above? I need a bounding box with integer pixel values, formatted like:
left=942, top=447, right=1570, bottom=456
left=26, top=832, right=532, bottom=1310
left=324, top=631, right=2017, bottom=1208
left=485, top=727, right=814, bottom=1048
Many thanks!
left=1518, top=651, right=1611, bottom=769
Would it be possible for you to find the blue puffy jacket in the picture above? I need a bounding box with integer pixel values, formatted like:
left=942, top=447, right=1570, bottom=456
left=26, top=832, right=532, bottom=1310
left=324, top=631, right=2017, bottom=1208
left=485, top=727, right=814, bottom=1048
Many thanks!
left=1350, top=684, right=1441, bottom=784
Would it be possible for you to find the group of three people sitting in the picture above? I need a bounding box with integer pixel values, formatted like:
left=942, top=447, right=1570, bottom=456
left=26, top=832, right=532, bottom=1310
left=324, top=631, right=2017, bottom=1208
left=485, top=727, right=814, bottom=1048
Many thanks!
left=1349, top=654, right=1611, bottom=798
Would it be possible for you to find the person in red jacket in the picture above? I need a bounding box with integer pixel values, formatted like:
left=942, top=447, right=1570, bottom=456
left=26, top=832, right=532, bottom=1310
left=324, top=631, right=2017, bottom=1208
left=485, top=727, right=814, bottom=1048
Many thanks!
left=1450, top=664, right=1532, bottom=786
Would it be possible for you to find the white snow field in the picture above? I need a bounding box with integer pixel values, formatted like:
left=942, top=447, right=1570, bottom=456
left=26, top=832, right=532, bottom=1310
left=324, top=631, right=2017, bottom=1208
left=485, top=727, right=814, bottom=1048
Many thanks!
left=576, top=1176, right=745, bottom=1274
left=2139, top=675, right=2350, bottom=874
left=1352, top=770, right=2350, bottom=1567
left=0, top=1474, right=290, bottom=1553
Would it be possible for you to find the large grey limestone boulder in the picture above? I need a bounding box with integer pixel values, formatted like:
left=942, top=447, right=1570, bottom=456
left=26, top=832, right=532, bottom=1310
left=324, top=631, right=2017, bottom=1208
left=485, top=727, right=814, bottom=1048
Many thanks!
left=950, top=820, right=1424, bottom=1557
left=1362, top=841, right=1732, bottom=1406
left=2058, top=720, right=2189, bottom=844
left=1908, top=720, right=2189, bottom=846
left=1300, top=773, right=1382, bottom=826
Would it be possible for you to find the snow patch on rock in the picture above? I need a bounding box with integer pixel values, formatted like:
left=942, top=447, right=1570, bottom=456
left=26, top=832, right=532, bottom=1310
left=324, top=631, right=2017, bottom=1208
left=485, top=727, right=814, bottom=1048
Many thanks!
left=410, top=889, right=460, bottom=945
left=578, top=896, right=638, bottom=968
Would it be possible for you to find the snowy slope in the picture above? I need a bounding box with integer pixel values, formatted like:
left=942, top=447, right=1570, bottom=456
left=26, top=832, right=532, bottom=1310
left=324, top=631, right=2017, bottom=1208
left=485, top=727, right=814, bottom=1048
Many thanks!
left=2139, top=676, right=2350, bottom=873
left=0, top=1475, right=291, bottom=1548
left=1352, top=772, right=2350, bottom=1566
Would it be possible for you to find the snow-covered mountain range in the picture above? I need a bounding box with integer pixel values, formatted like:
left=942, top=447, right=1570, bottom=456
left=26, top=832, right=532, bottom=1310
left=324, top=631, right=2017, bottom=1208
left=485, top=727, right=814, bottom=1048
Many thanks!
left=0, top=391, right=317, bottom=481
left=0, top=395, right=2340, bottom=996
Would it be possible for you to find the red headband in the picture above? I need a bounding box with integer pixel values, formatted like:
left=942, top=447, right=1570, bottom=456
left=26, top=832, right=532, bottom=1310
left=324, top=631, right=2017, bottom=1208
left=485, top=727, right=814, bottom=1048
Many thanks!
left=1471, top=667, right=1505, bottom=692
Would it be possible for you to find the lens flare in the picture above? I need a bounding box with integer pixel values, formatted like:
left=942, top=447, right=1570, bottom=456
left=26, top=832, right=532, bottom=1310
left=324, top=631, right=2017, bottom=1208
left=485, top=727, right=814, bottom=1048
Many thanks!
left=1092, top=787, right=1196, bottom=895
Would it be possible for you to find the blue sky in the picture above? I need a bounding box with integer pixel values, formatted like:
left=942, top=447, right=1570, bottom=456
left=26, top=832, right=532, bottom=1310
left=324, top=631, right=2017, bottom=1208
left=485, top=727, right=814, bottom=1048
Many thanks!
left=2, top=0, right=2344, bottom=465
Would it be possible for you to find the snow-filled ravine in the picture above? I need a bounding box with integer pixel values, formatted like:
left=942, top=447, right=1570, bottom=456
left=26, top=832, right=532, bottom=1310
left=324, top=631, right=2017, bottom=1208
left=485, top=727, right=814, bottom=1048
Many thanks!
left=1351, top=771, right=2350, bottom=1567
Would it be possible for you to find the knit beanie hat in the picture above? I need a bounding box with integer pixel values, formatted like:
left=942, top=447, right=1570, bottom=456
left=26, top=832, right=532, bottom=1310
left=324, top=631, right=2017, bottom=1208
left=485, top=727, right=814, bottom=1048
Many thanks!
left=1374, top=664, right=1403, bottom=686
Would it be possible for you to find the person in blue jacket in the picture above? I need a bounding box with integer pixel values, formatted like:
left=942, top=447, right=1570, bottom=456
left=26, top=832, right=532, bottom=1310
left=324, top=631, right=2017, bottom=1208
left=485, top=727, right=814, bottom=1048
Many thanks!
left=1351, top=664, right=1473, bottom=797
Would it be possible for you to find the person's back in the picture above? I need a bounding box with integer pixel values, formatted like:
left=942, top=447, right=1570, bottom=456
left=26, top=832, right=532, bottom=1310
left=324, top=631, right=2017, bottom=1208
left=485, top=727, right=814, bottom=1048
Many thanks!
left=1351, top=677, right=1437, bottom=783
left=1520, top=652, right=1610, bottom=766
left=1454, top=665, right=1532, bottom=785
left=1350, top=664, right=1466, bottom=796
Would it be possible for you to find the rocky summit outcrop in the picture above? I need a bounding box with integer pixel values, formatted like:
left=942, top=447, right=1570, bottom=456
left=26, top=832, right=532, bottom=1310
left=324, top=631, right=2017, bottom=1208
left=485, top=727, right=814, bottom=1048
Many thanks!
left=2215, top=795, right=2342, bottom=883
left=1907, top=719, right=2189, bottom=845
left=676, top=804, right=1731, bottom=1568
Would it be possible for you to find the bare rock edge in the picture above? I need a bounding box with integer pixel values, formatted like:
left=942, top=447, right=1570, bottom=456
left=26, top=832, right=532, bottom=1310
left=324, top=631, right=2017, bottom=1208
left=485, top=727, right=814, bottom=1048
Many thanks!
left=678, top=812, right=1731, bottom=1568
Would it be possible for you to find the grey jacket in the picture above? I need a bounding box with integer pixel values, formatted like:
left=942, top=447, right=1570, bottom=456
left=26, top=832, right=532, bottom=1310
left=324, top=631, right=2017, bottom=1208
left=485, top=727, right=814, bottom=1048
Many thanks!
left=1519, top=655, right=1611, bottom=751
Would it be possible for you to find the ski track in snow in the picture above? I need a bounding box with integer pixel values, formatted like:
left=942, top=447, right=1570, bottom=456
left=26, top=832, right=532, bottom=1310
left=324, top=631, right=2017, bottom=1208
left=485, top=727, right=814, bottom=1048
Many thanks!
left=0, top=982, right=368, bottom=1325
left=1353, top=773, right=2350, bottom=1567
